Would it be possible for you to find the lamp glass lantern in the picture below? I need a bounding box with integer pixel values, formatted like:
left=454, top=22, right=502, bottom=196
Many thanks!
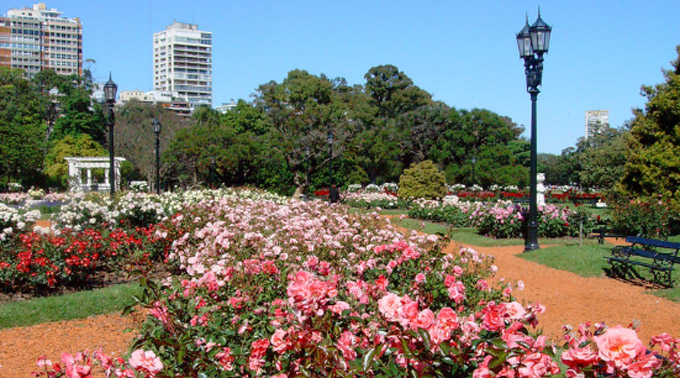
left=153, top=118, right=162, bottom=134
left=530, top=15, right=551, bottom=54
left=516, top=20, right=533, bottom=58
left=103, top=74, right=117, bottom=103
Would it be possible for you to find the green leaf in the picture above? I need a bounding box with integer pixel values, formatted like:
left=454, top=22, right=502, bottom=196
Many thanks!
left=362, top=347, right=378, bottom=371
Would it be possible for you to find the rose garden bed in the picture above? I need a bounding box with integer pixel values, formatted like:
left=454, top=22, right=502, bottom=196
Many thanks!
left=1, top=189, right=679, bottom=377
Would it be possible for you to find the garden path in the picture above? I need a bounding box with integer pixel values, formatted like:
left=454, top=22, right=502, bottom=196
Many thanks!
left=442, top=239, right=680, bottom=343
left=2, top=236, right=680, bottom=377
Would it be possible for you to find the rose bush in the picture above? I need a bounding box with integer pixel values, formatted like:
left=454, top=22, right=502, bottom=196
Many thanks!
left=33, top=193, right=680, bottom=377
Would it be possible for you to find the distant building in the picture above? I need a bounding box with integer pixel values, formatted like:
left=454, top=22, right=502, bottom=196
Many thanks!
left=0, top=3, right=82, bottom=78
left=119, top=89, right=175, bottom=105
left=584, top=110, right=609, bottom=140
left=153, top=21, right=212, bottom=111
left=215, top=100, right=237, bottom=114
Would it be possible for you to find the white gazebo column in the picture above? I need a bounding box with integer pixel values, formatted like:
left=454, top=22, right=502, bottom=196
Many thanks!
left=104, top=169, right=110, bottom=186
left=87, top=169, right=92, bottom=187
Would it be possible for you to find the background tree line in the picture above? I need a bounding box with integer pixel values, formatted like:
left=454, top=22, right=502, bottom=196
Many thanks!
left=2, top=45, right=680, bottom=210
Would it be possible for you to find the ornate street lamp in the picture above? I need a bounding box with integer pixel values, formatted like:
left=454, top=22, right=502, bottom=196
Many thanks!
left=152, top=118, right=162, bottom=194
left=517, top=10, right=551, bottom=252
left=327, top=128, right=333, bottom=202
left=305, top=146, right=311, bottom=196
left=471, top=156, right=477, bottom=185
left=103, top=73, right=118, bottom=198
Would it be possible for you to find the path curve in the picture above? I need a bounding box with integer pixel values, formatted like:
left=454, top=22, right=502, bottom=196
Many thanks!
left=443, top=239, right=680, bottom=343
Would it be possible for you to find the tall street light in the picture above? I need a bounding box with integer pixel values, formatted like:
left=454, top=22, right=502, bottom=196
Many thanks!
left=327, top=127, right=333, bottom=202
left=103, top=73, right=118, bottom=199
left=152, top=118, right=162, bottom=194
left=517, top=10, right=551, bottom=252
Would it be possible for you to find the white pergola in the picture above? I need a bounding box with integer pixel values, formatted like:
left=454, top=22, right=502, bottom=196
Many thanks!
left=64, top=157, right=126, bottom=192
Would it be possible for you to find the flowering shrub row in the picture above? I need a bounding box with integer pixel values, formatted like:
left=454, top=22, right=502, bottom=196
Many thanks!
left=406, top=199, right=597, bottom=239
left=52, top=188, right=289, bottom=232
left=343, top=191, right=409, bottom=210
left=0, top=202, right=40, bottom=244
left=470, top=203, right=597, bottom=239
left=0, top=225, right=168, bottom=291
left=36, top=195, right=680, bottom=377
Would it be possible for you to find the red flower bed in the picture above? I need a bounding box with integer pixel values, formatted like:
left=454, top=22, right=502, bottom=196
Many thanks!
left=0, top=226, right=164, bottom=292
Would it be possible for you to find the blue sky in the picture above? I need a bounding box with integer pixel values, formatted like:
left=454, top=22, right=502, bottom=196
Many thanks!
left=4, top=1, right=679, bottom=154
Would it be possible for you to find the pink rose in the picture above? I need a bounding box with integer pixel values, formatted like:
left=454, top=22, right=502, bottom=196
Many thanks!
left=378, top=293, right=401, bottom=322
left=480, top=302, right=505, bottom=332
left=414, top=273, right=426, bottom=284
left=270, top=329, right=288, bottom=354
left=397, top=299, right=419, bottom=327
left=593, top=326, right=645, bottom=370
left=410, top=309, right=435, bottom=330
left=129, top=349, right=163, bottom=377
left=626, top=353, right=662, bottom=378
left=561, top=344, right=598, bottom=369
left=504, top=301, right=527, bottom=320
left=518, top=352, right=560, bottom=378
left=337, top=331, right=357, bottom=361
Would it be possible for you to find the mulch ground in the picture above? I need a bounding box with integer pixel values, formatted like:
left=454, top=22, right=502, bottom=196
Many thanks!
left=2, top=233, right=680, bottom=377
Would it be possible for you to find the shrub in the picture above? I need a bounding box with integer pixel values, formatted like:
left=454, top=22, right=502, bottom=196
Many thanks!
left=398, top=160, right=447, bottom=200
left=610, top=197, right=672, bottom=238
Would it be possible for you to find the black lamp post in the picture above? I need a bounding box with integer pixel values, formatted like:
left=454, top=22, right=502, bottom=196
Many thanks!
left=103, top=73, right=118, bottom=198
left=152, top=118, right=162, bottom=194
left=305, top=146, right=311, bottom=195
left=517, top=11, right=551, bottom=252
left=471, top=156, right=477, bottom=185
left=327, top=128, right=333, bottom=202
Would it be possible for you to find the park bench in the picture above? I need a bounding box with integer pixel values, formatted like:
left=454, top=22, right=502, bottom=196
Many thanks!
left=605, top=236, right=680, bottom=287
left=593, top=227, right=626, bottom=244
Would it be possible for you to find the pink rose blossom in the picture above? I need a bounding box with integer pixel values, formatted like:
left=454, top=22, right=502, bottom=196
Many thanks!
left=593, top=326, right=645, bottom=370
left=270, top=329, right=288, bottom=354
left=129, top=349, right=163, bottom=377
left=378, top=293, right=401, bottom=322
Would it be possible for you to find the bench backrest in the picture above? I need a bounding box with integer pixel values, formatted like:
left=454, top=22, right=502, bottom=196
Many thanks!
left=626, top=247, right=680, bottom=263
left=625, top=236, right=680, bottom=251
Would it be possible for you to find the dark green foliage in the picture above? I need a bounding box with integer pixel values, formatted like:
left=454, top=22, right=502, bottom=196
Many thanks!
left=0, top=67, right=46, bottom=185
left=622, top=45, right=680, bottom=210
left=398, top=160, right=447, bottom=199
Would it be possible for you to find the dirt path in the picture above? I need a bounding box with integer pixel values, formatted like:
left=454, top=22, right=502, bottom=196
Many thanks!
left=443, top=239, right=680, bottom=343
left=2, top=236, right=680, bottom=377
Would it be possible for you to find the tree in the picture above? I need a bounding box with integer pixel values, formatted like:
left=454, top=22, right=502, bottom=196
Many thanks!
left=115, top=101, right=192, bottom=191
left=254, top=70, right=345, bottom=193
left=622, top=45, right=680, bottom=208
left=577, top=127, right=629, bottom=190
left=44, top=134, right=107, bottom=188
left=364, top=65, right=432, bottom=118
left=49, top=74, right=107, bottom=146
left=429, top=108, right=527, bottom=187
left=0, top=67, right=45, bottom=185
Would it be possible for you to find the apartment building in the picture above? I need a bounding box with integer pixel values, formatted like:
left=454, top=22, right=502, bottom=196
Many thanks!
left=0, top=3, right=82, bottom=77
left=584, top=110, right=609, bottom=140
left=153, top=21, right=212, bottom=109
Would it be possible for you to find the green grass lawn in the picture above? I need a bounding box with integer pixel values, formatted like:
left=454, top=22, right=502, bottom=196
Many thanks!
left=0, top=282, right=143, bottom=329
left=395, top=216, right=680, bottom=302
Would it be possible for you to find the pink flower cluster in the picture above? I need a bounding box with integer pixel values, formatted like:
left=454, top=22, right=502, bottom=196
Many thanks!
left=561, top=323, right=680, bottom=378
left=34, top=349, right=162, bottom=378
left=286, top=270, right=337, bottom=318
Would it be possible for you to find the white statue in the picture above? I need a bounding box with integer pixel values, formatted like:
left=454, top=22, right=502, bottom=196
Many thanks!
left=537, top=173, right=546, bottom=206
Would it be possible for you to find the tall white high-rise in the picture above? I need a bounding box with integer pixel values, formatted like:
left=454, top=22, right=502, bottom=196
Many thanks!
left=584, top=110, right=609, bottom=140
left=0, top=3, right=82, bottom=78
left=153, top=21, right=212, bottom=109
